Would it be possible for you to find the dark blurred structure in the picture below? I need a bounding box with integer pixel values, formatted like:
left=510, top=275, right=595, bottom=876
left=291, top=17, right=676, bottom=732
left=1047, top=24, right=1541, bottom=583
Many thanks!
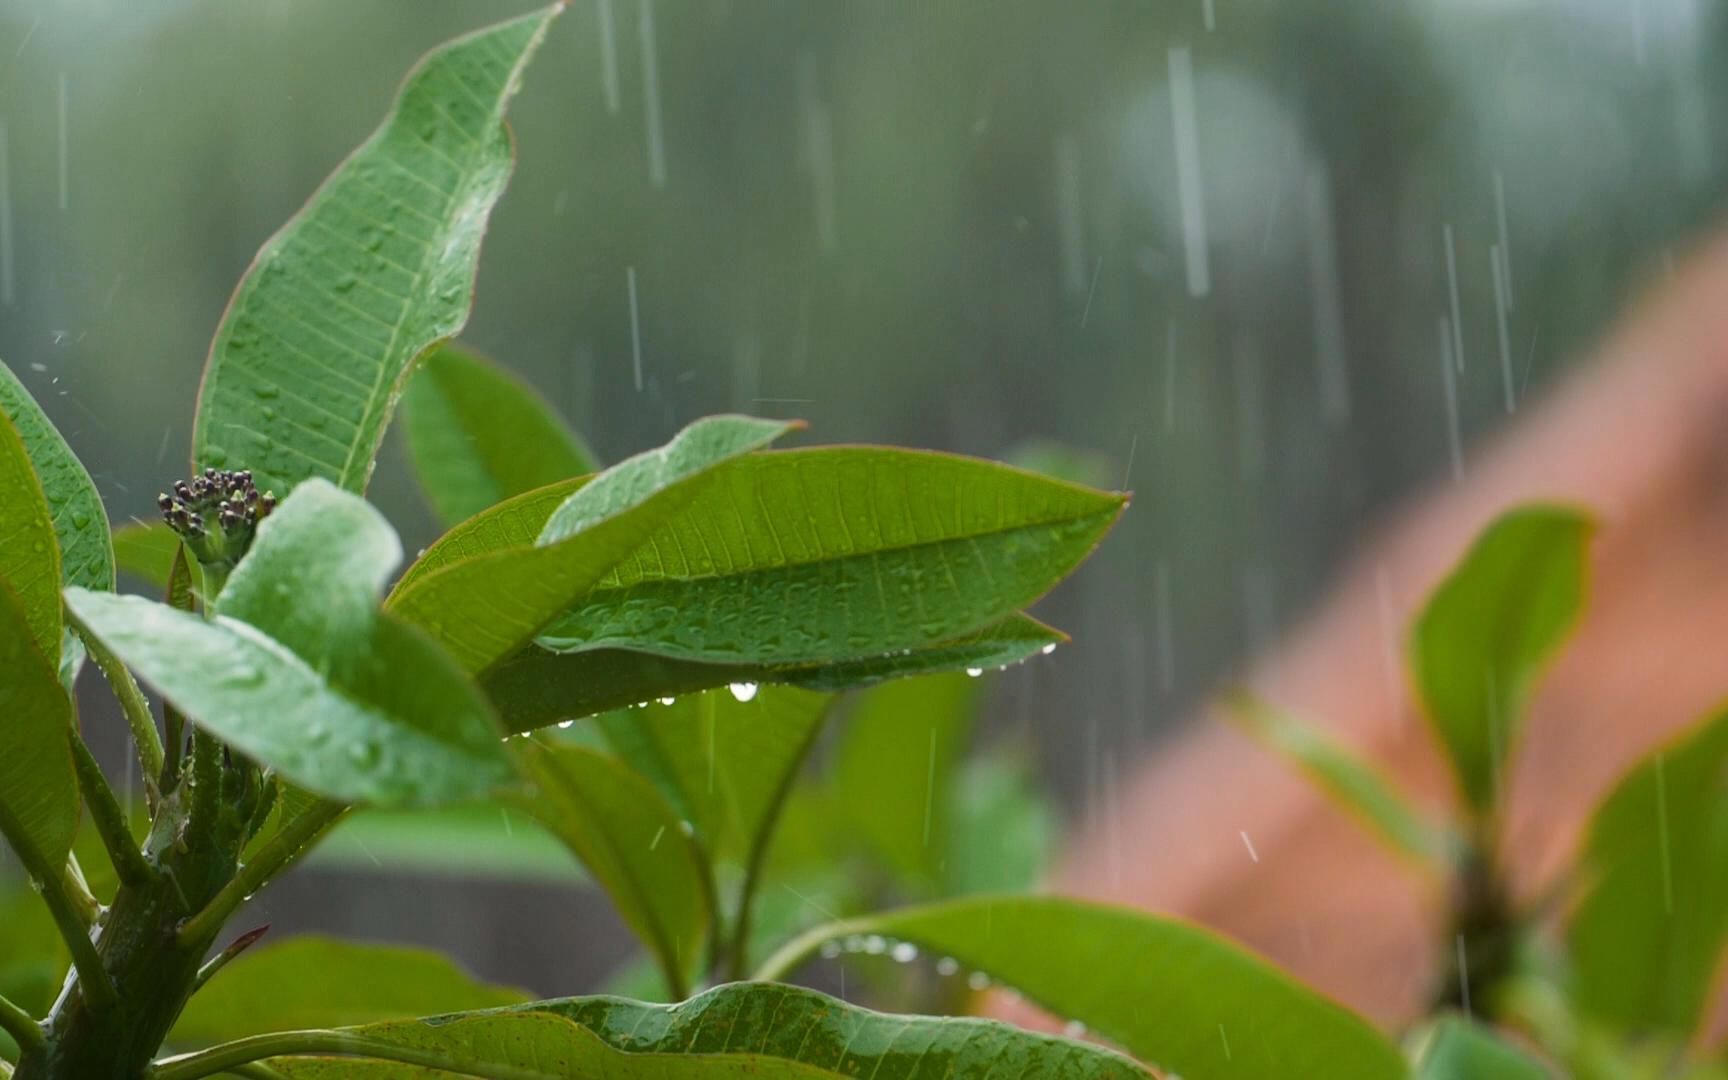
left=0, top=0, right=1721, bottom=995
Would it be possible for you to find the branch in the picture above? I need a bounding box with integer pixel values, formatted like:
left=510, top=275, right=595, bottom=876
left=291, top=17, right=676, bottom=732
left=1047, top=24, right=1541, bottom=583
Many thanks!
left=0, top=990, right=43, bottom=1054
left=67, top=728, right=154, bottom=886
left=177, top=800, right=346, bottom=947
left=68, top=610, right=165, bottom=794
left=147, top=1029, right=561, bottom=1080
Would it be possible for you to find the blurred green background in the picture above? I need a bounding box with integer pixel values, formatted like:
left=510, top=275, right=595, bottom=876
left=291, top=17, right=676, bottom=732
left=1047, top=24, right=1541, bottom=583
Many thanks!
left=0, top=0, right=1722, bottom=995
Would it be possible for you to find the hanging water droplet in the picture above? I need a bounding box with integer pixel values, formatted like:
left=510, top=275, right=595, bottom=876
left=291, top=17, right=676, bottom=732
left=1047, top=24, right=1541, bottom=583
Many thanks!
left=936, top=956, right=959, bottom=977
left=819, top=942, right=842, bottom=960
left=658, top=696, right=676, bottom=706
left=557, top=719, right=575, bottom=730
left=1040, top=643, right=1058, bottom=656
left=862, top=934, right=887, bottom=955
left=890, top=941, right=918, bottom=963
left=967, top=970, right=991, bottom=991
left=964, top=667, right=984, bottom=678
left=728, top=681, right=759, bottom=702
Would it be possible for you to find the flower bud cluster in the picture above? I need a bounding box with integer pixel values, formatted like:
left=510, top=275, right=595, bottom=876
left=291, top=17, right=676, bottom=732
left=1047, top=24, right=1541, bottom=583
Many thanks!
left=158, top=468, right=275, bottom=569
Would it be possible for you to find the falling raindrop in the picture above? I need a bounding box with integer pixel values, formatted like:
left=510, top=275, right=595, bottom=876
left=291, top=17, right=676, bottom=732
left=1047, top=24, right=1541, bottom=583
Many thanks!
left=596, top=0, right=621, bottom=114
left=627, top=266, right=644, bottom=391
left=638, top=0, right=666, bottom=187
left=1166, top=46, right=1210, bottom=298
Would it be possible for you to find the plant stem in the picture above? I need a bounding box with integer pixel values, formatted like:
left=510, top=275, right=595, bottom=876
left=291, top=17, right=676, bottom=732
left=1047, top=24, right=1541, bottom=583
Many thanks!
left=725, top=714, right=825, bottom=982
left=751, top=916, right=869, bottom=984
left=147, top=1030, right=561, bottom=1080
left=0, top=992, right=44, bottom=1054
left=177, top=800, right=347, bottom=948
left=0, top=804, right=117, bottom=1013
left=67, top=611, right=165, bottom=792
left=66, top=729, right=153, bottom=887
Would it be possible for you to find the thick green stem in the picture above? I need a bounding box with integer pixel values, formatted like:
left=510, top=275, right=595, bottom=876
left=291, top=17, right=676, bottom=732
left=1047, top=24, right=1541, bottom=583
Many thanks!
left=0, top=992, right=43, bottom=1054
left=147, top=1030, right=563, bottom=1080
left=67, top=730, right=153, bottom=887
left=67, top=613, right=164, bottom=793
left=178, top=800, right=347, bottom=948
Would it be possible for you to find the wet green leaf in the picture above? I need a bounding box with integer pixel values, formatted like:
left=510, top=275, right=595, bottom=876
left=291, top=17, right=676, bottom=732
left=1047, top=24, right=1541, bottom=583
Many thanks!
left=535, top=448, right=1126, bottom=666
left=0, top=360, right=111, bottom=595
left=390, top=477, right=586, bottom=596
left=111, top=522, right=182, bottom=593
left=765, top=896, right=1405, bottom=1080
left=0, top=411, right=61, bottom=664
left=252, top=982, right=1150, bottom=1079
left=402, top=343, right=599, bottom=525
left=0, top=582, right=79, bottom=888
left=1570, top=707, right=1728, bottom=1039
left=171, top=936, right=529, bottom=1048
left=386, top=416, right=797, bottom=674
left=512, top=742, right=710, bottom=995
left=1415, top=1017, right=1548, bottom=1079
left=1410, top=505, right=1592, bottom=814
left=191, top=5, right=562, bottom=496
left=480, top=613, right=1059, bottom=733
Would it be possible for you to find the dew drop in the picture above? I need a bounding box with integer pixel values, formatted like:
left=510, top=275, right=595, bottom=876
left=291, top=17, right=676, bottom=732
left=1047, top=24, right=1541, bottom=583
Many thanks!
left=727, top=681, right=759, bottom=703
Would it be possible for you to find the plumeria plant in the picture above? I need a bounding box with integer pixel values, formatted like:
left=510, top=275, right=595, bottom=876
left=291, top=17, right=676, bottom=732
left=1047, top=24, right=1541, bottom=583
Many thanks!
left=0, top=6, right=1717, bottom=1080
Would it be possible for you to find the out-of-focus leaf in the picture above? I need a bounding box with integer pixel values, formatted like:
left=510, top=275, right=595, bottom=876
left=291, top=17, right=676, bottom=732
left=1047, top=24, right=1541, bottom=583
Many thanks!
left=171, top=936, right=529, bottom=1048
left=0, top=361, right=111, bottom=595
left=308, top=804, right=584, bottom=884
left=1570, top=707, right=1728, bottom=1038
left=1410, top=505, right=1591, bottom=814
left=0, top=583, right=78, bottom=882
left=1415, top=1017, right=1548, bottom=1079
left=481, top=614, right=1063, bottom=733
left=111, top=522, right=182, bottom=593
left=1227, top=691, right=1451, bottom=868
left=513, top=742, right=710, bottom=995
left=536, top=448, right=1126, bottom=666
left=190, top=5, right=562, bottom=496
left=249, top=983, right=1150, bottom=1080
left=1006, top=437, right=1115, bottom=490
left=386, top=416, right=796, bottom=674
left=943, top=747, right=1057, bottom=896
left=401, top=343, right=599, bottom=526
left=0, top=412, right=60, bottom=664
left=832, top=673, right=980, bottom=893
left=761, top=896, right=1405, bottom=1080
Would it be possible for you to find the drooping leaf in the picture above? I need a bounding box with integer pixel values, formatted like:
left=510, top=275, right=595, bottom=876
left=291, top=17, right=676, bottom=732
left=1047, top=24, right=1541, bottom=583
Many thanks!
left=0, top=412, right=61, bottom=664
left=247, top=982, right=1151, bottom=1080
left=480, top=614, right=1057, bottom=733
left=1570, top=707, right=1728, bottom=1038
left=64, top=589, right=509, bottom=807
left=535, top=448, right=1125, bottom=666
left=1410, top=506, right=1592, bottom=814
left=111, top=522, right=184, bottom=593
left=832, top=673, right=980, bottom=893
left=1226, top=691, right=1452, bottom=869
left=762, top=896, right=1405, bottom=1080
left=0, top=582, right=79, bottom=884
left=171, top=936, right=529, bottom=1048
left=943, top=747, right=1057, bottom=896
left=191, top=5, right=563, bottom=496
left=401, top=343, right=599, bottom=525
left=1415, top=1017, right=1548, bottom=1079
left=0, top=360, right=112, bottom=595
left=385, top=416, right=797, bottom=674
left=512, top=742, right=710, bottom=995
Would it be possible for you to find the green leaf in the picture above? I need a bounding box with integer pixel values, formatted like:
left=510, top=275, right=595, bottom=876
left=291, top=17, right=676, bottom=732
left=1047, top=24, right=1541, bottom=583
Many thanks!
left=308, top=804, right=585, bottom=884
left=1226, top=691, right=1451, bottom=869
left=536, top=449, right=1125, bottom=666
left=1415, top=1017, right=1548, bottom=1079
left=401, top=343, right=599, bottom=525
left=943, top=747, right=1057, bottom=896
left=0, top=360, right=111, bottom=594
left=832, top=673, right=980, bottom=893
left=762, top=896, right=1405, bottom=1080
left=190, top=5, right=563, bottom=496
left=480, top=613, right=1058, bottom=733
left=1410, top=505, right=1592, bottom=814
left=171, top=936, right=529, bottom=1048
left=390, top=477, right=586, bottom=596
left=0, top=582, right=79, bottom=888
left=64, top=589, right=509, bottom=807
left=512, top=742, right=711, bottom=996
left=111, top=522, right=183, bottom=593
left=252, top=982, right=1151, bottom=1080
left=0, top=413, right=61, bottom=665
left=1570, top=707, right=1728, bottom=1038
left=386, top=416, right=797, bottom=674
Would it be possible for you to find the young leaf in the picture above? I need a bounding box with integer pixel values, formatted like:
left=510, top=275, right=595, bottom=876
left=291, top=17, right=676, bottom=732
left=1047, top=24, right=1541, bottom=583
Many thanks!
left=385, top=416, right=796, bottom=674
left=218, top=983, right=1151, bottom=1080
left=0, top=582, right=79, bottom=881
left=535, top=448, right=1127, bottom=666
left=1226, top=691, right=1451, bottom=869
left=1410, top=505, right=1592, bottom=815
left=1570, top=707, right=1728, bottom=1038
left=64, top=589, right=509, bottom=807
left=171, top=936, right=529, bottom=1047
left=832, top=672, right=981, bottom=893
left=191, top=4, right=563, bottom=496
left=0, top=412, right=62, bottom=664
left=401, top=343, right=599, bottom=525
left=479, top=613, right=1061, bottom=733
left=0, top=360, right=112, bottom=593
left=112, top=522, right=182, bottom=593
left=1415, top=1017, right=1548, bottom=1079
left=512, top=742, right=711, bottom=997
left=759, top=896, right=1405, bottom=1080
